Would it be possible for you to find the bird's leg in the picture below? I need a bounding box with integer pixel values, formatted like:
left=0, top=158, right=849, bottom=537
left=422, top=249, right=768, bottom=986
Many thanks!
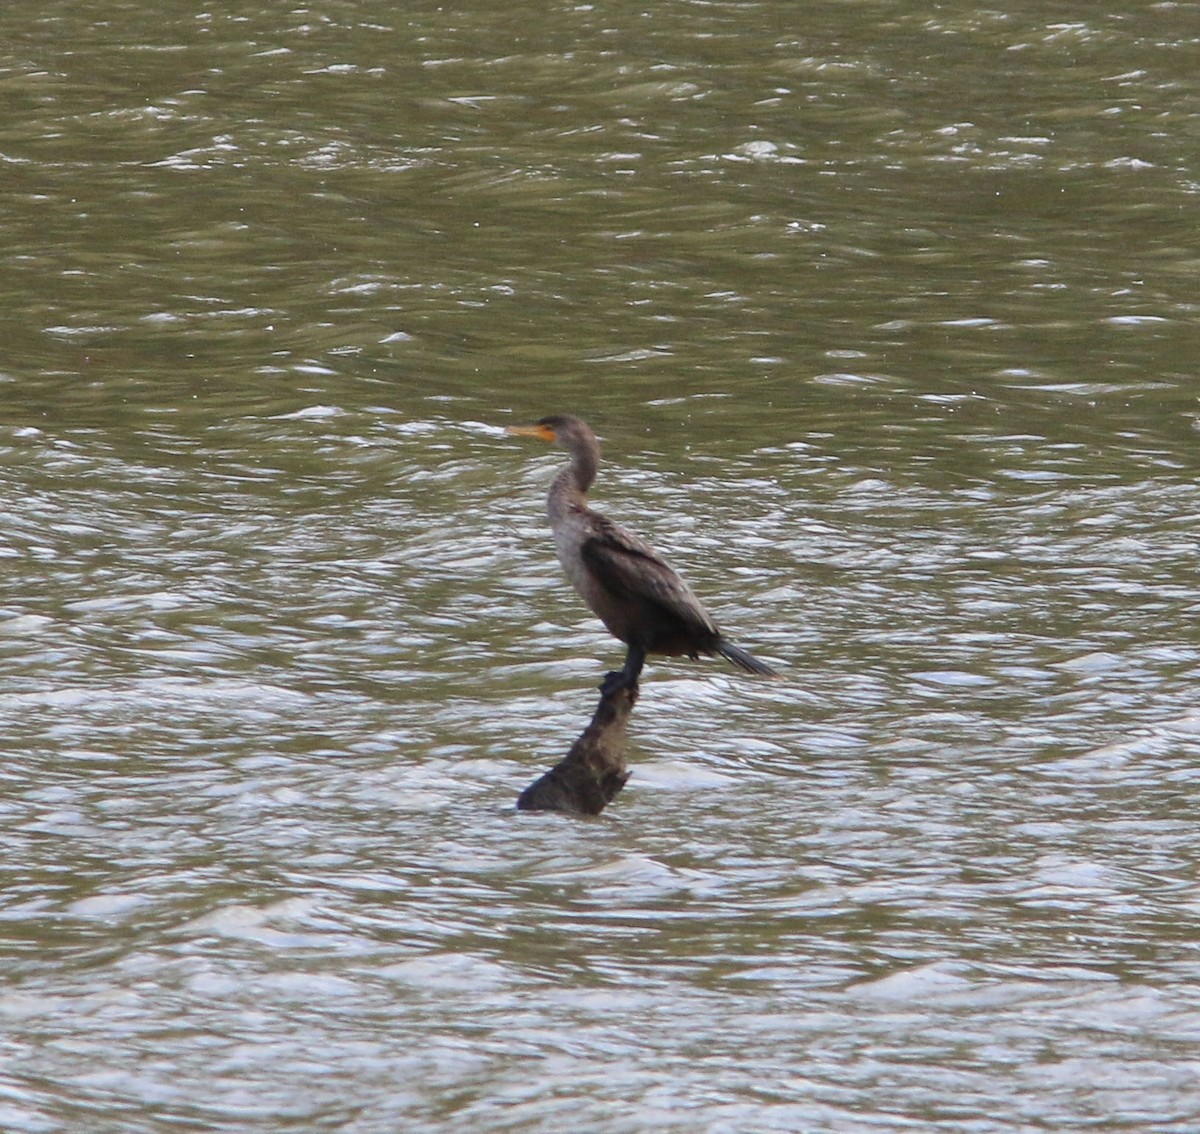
left=622, top=642, right=646, bottom=687
left=601, top=643, right=645, bottom=696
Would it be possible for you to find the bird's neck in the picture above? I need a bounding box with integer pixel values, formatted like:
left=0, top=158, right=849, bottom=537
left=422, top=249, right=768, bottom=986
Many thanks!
left=571, top=443, right=598, bottom=495
left=548, top=449, right=597, bottom=520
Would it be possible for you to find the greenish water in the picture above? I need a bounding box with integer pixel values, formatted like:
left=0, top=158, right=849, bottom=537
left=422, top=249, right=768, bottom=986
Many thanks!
left=3, top=2, right=1200, bottom=1131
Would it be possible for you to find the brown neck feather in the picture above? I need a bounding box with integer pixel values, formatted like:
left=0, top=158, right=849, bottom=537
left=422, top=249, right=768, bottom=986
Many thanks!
left=570, top=436, right=598, bottom=495
left=548, top=432, right=599, bottom=517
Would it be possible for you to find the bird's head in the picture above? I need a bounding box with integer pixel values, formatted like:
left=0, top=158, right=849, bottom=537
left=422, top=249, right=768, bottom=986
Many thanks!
left=506, top=415, right=595, bottom=451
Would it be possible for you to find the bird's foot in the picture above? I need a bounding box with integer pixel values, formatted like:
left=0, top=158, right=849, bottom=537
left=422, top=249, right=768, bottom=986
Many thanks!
left=599, top=670, right=624, bottom=696
left=599, top=670, right=637, bottom=697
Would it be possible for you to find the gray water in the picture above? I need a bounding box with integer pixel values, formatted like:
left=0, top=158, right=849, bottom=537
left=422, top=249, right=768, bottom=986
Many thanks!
left=3, top=2, right=1200, bottom=1131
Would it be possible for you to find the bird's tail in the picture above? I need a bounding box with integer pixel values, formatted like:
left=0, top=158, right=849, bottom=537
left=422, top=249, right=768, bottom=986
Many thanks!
left=717, top=639, right=778, bottom=677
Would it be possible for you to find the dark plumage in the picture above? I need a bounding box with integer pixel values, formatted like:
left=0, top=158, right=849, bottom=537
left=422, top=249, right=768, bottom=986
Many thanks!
left=507, top=414, right=777, bottom=690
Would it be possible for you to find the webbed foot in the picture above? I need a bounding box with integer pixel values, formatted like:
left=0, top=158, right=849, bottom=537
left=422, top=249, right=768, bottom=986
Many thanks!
left=599, top=670, right=628, bottom=697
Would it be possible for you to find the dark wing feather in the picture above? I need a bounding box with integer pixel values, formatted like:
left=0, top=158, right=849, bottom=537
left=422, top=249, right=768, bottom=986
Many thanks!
left=579, top=513, right=717, bottom=634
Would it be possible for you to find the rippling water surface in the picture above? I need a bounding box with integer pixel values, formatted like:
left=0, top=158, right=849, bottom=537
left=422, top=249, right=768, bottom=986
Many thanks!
left=4, top=1, right=1200, bottom=1131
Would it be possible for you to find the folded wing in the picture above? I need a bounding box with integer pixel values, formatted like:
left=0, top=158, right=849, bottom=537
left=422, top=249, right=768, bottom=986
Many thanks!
left=579, top=514, right=718, bottom=640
